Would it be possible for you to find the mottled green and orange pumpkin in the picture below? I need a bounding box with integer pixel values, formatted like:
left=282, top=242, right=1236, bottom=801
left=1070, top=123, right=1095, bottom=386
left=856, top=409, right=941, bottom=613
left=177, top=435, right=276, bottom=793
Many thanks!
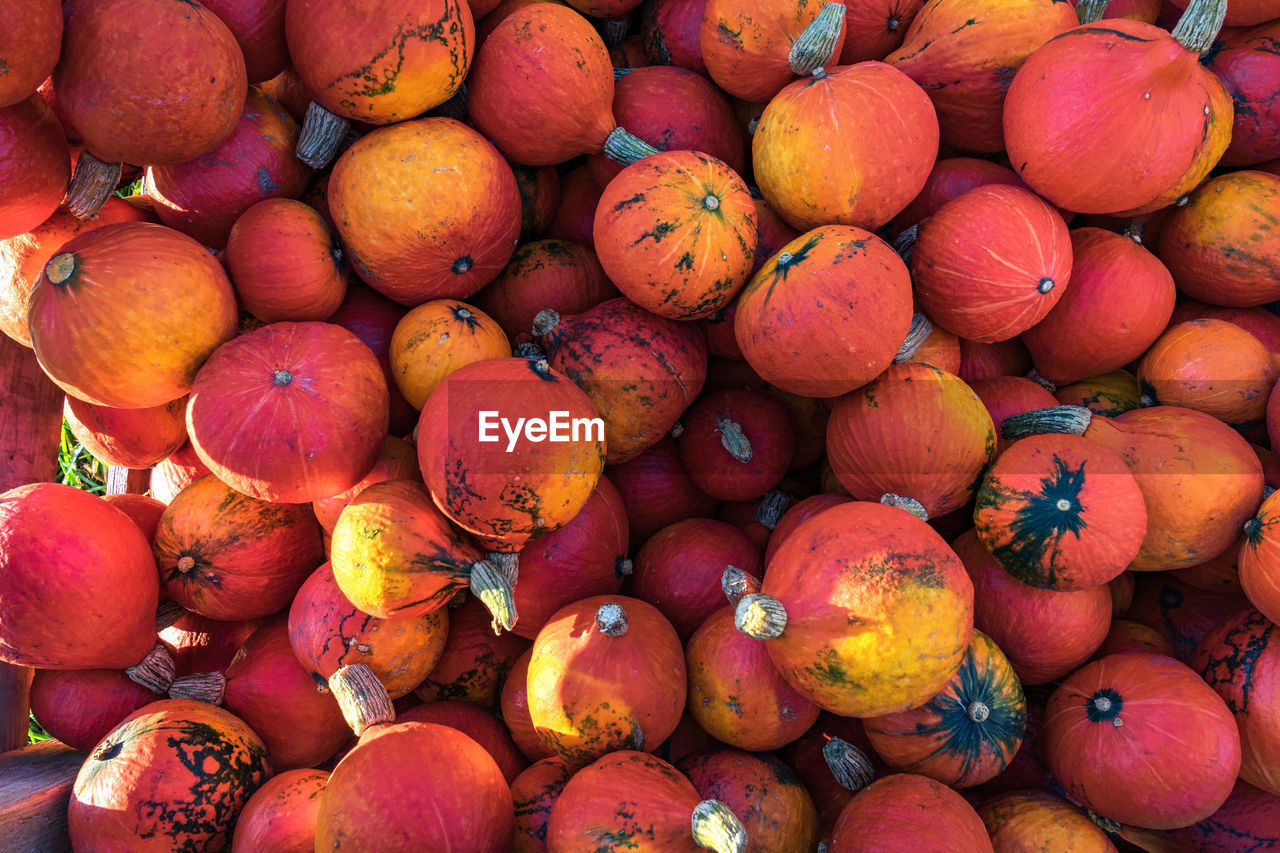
left=416, top=595, right=531, bottom=708
left=389, top=300, right=511, bottom=409
left=231, top=769, right=328, bottom=853
left=1053, top=370, right=1143, bottom=418
left=511, top=756, right=573, bottom=853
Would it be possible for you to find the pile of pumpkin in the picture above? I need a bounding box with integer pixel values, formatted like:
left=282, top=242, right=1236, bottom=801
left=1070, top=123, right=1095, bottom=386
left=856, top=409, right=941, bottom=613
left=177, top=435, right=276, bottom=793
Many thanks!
left=5, top=0, right=1280, bottom=848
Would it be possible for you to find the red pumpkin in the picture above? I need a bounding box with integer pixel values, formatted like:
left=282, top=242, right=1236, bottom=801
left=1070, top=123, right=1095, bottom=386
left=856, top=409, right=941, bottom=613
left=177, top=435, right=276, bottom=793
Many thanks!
left=231, top=769, right=327, bottom=853
left=783, top=714, right=888, bottom=838
left=640, top=0, right=709, bottom=74
left=1167, top=780, right=1280, bottom=851
left=1044, top=652, right=1241, bottom=829
left=474, top=239, right=617, bottom=340
left=27, top=222, right=239, bottom=409
left=0, top=96, right=69, bottom=240
left=102, top=493, right=166, bottom=542
left=889, top=156, right=1025, bottom=235
left=311, top=435, right=420, bottom=534
left=1021, top=227, right=1177, bottom=385
left=678, top=748, right=821, bottom=853
left=1094, top=618, right=1179, bottom=660
left=63, top=395, right=187, bottom=470
left=766, top=493, right=853, bottom=564
left=186, top=321, right=390, bottom=503
left=1137, top=318, right=1277, bottom=425
left=978, top=790, right=1120, bottom=852
left=828, top=774, right=994, bottom=852
left=1002, top=4, right=1232, bottom=215
left=547, top=166, right=604, bottom=250
left=399, top=700, right=528, bottom=783
left=200, top=0, right=288, bottom=83
left=68, top=700, right=272, bottom=853
left=840, top=0, right=922, bottom=63
left=1206, top=21, right=1280, bottom=166
left=959, top=337, right=1032, bottom=384
left=511, top=756, right=573, bottom=852
left=0, top=0, right=61, bottom=108
left=607, top=436, right=721, bottom=547
left=325, top=283, right=418, bottom=436
left=968, top=377, right=1058, bottom=457
left=527, top=596, right=686, bottom=763
left=1243, top=489, right=1280, bottom=625
left=417, top=596, right=531, bottom=708
left=734, top=225, right=913, bottom=398
left=1127, top=573, right=1250, bottom=662
left=678, top=388, right=794, bottom=502
left=502, top=648, right=555, bottom=762
left=317, top=721, right=515, bottom=851
left=29, top=668, right=158, bottom=753
left=150, top=441, right=214, bottom=505
left=161, top=612, right=264, bottom=677
left=512, top=163, right=560, bottom=242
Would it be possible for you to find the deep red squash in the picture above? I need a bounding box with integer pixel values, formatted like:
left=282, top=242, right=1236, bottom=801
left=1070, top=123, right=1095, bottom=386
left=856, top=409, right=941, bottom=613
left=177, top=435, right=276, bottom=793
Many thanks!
left=547, top=166, right=605, bottom=250
left=68, top=699, right=272, bottom=853
left=0, top=95, right=69, bottom=240
left=978, top=790, right=1120, bottom=852
left=783, top=715, right=887, bottom=839
left=398, top=700, right=529, bottom=783
left=473, top=239, right=617, bottom=340
left=200, top=0, right=288, bottom=84
left=1206, top=21, right=1280, bottom=166
left=512, top=163, right=560, bottom=242
left=63, top=395, right=187, bottom=470
left=325, top=283, right=418, bottom=436
left=828, top=774, right=994, bottom=852
left=1044, top=652, right=1241, bottom=829
left=678, top=388, right=795, bottom=502
left=0, top=0, right=61, bottom=108
left=1127, top=572, right=1250, bottom=662
left=1166, top=780, right=1280, bottom=851
left=231, top=768, right=327, bottom=853
left=678, top=748, right=821, bottom=853
left=417, top=595, right=531, bottom=708
left=511, top=756, right=573, bottom=853
left=968, top=376, right=1058, bottom=457
left=840, top=0, right=923, bottom=63
left=734, top=225, right=913, bottom=398
left=1137, top=318, right=1276, bottom=425
left=640, top=0, right=709, bottom=74
left=29, top=668, right=159, bottom=753
left=889, top=157, right=1025, bottom=235
left=607, top=435, right=721, bottom=547
left=1002, top=0, right=1233, bottom=215
left=765, top=493, right=854, bottom=564
left=186, top=321, right=391, bottom=503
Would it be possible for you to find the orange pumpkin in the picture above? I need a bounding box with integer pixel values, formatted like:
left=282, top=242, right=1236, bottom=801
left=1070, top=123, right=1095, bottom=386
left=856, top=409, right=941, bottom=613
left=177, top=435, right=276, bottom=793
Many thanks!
left=1137, top=318, right=1276, bottom=425
left=473, top=238, right=617, bottom=339
left=1241, top=489, right=1280, bottom=629
left=311, top=435, right=420, bottom=534
left=511, top=756, right=573, bottom=853
left=978, top=790, right=1120, bottom=852
left=231, top=769, right=328, bottom=853
left=678, top=748, right=821, bottom=853
left=502, top=648, right=555, bottom=762
left=828, top=774, right=994, bottom=852
left=0, top=0, right=61, bottom=108
left=1053, top=370, right=1143, bottom=418
left=389, top=300, right=511, bottom=409
left=63, top=395, right=188, bottom=470
left=0, top=95, right=69, bottom=240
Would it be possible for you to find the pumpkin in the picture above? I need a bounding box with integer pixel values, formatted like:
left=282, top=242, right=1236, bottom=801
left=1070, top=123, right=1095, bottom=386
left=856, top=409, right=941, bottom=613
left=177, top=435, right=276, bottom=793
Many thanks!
left=1172, top=537, right=1244, bottom=593
left=1093, top=618, right=1179, bottom=660
left=311, top=438, right=418, bottom=534
left=753, top=61, right=938, bottom=232
left=910, top=185, right=1072, bottom=344
left=0, top=0, right=60, bottom=108
left=231, top=768, right=327, bottom=853
left=952, top=528, right=1111, bottom=685
left=1002, top=0, right=1232, bottom=215
left=328, top=117, right=520, bottom=305
left=1167, top=0, right=1280, bottom=26
left=902, top=321, right=963, bottom=374
left=502, top=648, right=555, bottom=762
left=63, top=395, right=187, bottom=470
left=29, top=668, right=158, bottom=753
left=1167, top=780, right=1280, bottom=851
left=1004, top=405, right=1264, bottom=571
left=389, top=300, right=511, bottom=409
left=608, top=435, right=721, bottom=546
left=641, top=0, right=709, bottom=74
left=316, top=721, right=515, bottom=851
left=1127, top=573, right=1250, bottom=661
left=975, top=433, right=1147, bottom=591
left=827, top=363, right=995, bottom=518
left=398, top=700, right=529, bottom=783
left=325, top=283, right=418, bottom=435
left=734, top=225, right=913, bottom=398
left=549, top=750, right=748, bottom=852
left=863, top=631, right=1025, bottom=788
left=594, top=150, right=756, bottom=321
left=1171, top=299, right=1280, bottom=368
left=473, top=239, right=617, bottom=339
left=970, top=702, right=1058, bottom=802
left=512, top=756, right=573, bottom=852
left=1044, top=652, right=1241, bottom=829
left=783, top=715, right=886, bottom=838
left=1243, top=489, right=1280, bottom=625
left=841, top=0, right=923, bottom=63
left=968, top=377, right=1059, bottom=457
left=978, top=789, right=1120, bottom=852
left=700, top=0, right=848, bottom=103
left=512, top=164, right=560, bottom=242
left=959, top=337, right=1032, bottom=384
left=161, top=612, right=264, bottom=678
left=69, top=699, right=272, bottom=853
left=889, top=156, right=1026, bottom=235
left=223, top=198, right=346, bottom=323
left=742, top=500, right=973, bottom=717
left=418, top=356, right=606, bottom=550
left=200, top=0, right=287, bottom=84
left=0, top=96, right=69, bottom=240
left=536, top=298, right=708, bottom=462
left=1205, top=21, right=1280, bottom=166
left=1157, top=170, right=1280, bottom=307
left=678, top=388, right=794, bottom=502
left=413, top=596, right=529, bottom=709
left=1054, top=370, right=1143, bottom=418
left=102, top=493, right=166, bottom=542
left=27, top=222, right=239, bottom=409
left=509, top=476, right=630, bottom=640
left=678, top=748, right=820, bottom=853
left=154, top=473, right=323, bottom=621
left=1137, top=318, right=1276, bottom=425
left=527, top=596, right=686, bottom=763
left=186, top=321, right=390, bottom=503
left=828, top=774, right=994, bottom=852
left=547, top=166, right=605, bottom=250
left=150, top=442, right=214, bottom=505
left=765, top=493, right=854, bottom=564
left=1022, top=228, right=1176, bottom=385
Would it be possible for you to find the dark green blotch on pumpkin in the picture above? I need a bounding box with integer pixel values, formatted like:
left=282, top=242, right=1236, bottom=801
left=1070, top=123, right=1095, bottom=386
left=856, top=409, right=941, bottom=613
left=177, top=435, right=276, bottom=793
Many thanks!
left=986, top=455, right=1089, bottom=588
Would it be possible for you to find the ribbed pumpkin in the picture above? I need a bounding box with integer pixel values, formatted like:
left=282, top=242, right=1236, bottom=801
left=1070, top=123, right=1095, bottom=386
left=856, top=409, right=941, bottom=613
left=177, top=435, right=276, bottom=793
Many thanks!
left=536, top=298, right=708, bottom=463
left=1157, top=170, right=1280, bottom=307
left=1044, top=652, right=1241, bottom=829
left=1054, top=370, right=1143, bottom=418
left=418, top=356, right=606, bottom=550
left=1021, top=227, right=1177, bottom=385
left=1137, top=318, right=1276, bottom=425
left=828, top=774, right=994, bottom=852
left=974, top=433, right=1147, bottom=591
left=910, top=185, right=1071, bottom=344
left=473, top=239, right=616, bottom=339
left=29, top=668, right=159, bottom=753
left=63, top=395, right=187, bottom=470
left=678, top=388, right=795, bottom=502
left=827, top=363, right=995, bottom=518
left=1002, top=0, right=1232, bottom=215
left=863, top=631, right=1025, bottom=788
left=734, top=225, right=912, bottom=398
left=593, top=150, right=757, bottom=321
left=68, top=700, right=272, bottom=853
left=153, top=474, right=324, bottom=621
left=753, top=61, right=938, bottom=232
left=548, top=750, right=749, bottom=853
left=27, top=222, right=239, bottom=409
left=328, top=117, right=520, bottom=305
left=885, top=0, right=1078, bottom=152
left=511, top=756, right=573, bottom=853
left=978, top=790, right=1120, bottom=852
left=418, top=595, right=531, bottom=708
left=0, top=96, right=69, bottom=240
left=1171, top=299, right=1280, bottom=367
left=1242, top=490, right=1280, bottom=625
left=230, top=769, right=327, bottom=853
left=186, top=321, right=391, bottom=504
left=0, top=0, right=60, bottom=108
left=742, top=500, right=973, bottom=717
left=389, top=300, right=511, bottom=409
left=840, top=0, right=922, bottom=63
left=316, top=721, right=515, bottom=851
left=607, top=435, right=721, bottom=546
left=678, top=748, right=820, bottom=853
left=527, top=596, right=686, bottom=763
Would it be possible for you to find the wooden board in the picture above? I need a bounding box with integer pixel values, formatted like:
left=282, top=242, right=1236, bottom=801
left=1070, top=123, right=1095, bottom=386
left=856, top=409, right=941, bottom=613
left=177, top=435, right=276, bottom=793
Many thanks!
left=0, top=739, right=82, bottom=852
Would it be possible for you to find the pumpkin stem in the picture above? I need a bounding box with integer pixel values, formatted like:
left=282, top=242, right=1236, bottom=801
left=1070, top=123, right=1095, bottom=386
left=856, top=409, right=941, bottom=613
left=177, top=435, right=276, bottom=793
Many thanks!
left=880, top=493, right=929, bottom=520
left=65, top=151, right=123, bottom=220
left=604, top=17, right=630, bottom=46
left=329, top=663, right=395, bottom=735
left=176, top=555, right=197, bottom=573
left=893, top=224, right=918, bottom=265
left=470, top=556, right=519, bottom=635
left=1000, top=405, right=1093, bottom=440
left=1026, top=369, right=1056, bottom=393
left=615, top=556, right=634, bottom=577
left=715, top=417, right=754, bottom=463
left=1075, top=0, right=1111, bottom=23
left=45, top=253, right=78, bottom=286
left=168, top=672, right=226, bottom=705
left=273, top=369, right=293, bottom=386
left=1171, top=0, right=1228, bottom=54
left=722, top=566, right=762, bottom=607
left=735, top=593, right=787, bottom=640
left=788, top=2, right=847, bottom=76
left=824, top=736, right=876, bottom=792
left=532, top=308, right=561, bottom=338
left=125, top=643, right=177, bottom=694
left=595, top=602, right=629, bottom=636
left=670, top=421, right=685, bottom=438
left=296, top=101, right=351, bottom=170
left=603, top=126, right=662, bottom=166
left=690, top=800, right=748, bottom=853
left=154, top=599, right=187, bottom=632
left=513, top=341, right=548, bottom=360
left=755, top=488, right=790, bottom=530
left=894, top=313, right=934, bottom=364
left=1086, top=810, right=1123, bottom=835
left=968, top=701, right=990, bottom=723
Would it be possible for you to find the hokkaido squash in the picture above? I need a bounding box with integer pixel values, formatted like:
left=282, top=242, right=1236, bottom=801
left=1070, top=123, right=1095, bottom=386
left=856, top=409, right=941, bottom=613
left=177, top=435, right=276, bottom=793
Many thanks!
left=473, top=239, right=617, bottom=339
left=840, top=0, right=923, bottom=63
left=1242, top=489, right=1280, bottom=625
left=1170, top=299, right=1280, bottom=368
left=63, top=395, right=187, bottom=470
left=324, top=284, right=418, bottom=436
left=607, top=435, right=721, bottom=546
left=1137, top=318, right=1276, bottom=425
left=678, top=748, right=820, bottom=853
left=1167, top=780, right=1280, bottom=851
left=29, top=668, right=158, bottom=753
left=0, top=0, right=60, bottom=108
left=547, top=166, right=605, bottom=249
left=1206, top=20, right=1280, bottom=167
left=397, top=700, right=529, bottom=783
left=0, top=96, right=69, bottom=240
left=389, top=300, right=511, bottom=409
left=511, top=756, right=573, bottom=853
left=161, top=612, right=263, bottom=678
left=889, top=157, right=1025, bottom=235
left=959, top=337, right=1032, bottom=384
left=828, top=774, right=994, bottom=852
left=102, top=493, right=166, bottom=542
left=1053, top=370, right=1143, bottom=418
left=978, top=790, right=1120, bottom=852
left=968, top=377, right=1059, bottom=457
left=502, top=648, right=555, bottom=762
left=1127, top=573, right=1250, bottom=662
left=417, top=595, right=531, bottom=708
left=678, top=388, right=795, bottom=502
left=765, top=492, right=853, bottom=564
left=230, top=769, right=327, bottom=853
left=198, top=0, right=287, bottom=84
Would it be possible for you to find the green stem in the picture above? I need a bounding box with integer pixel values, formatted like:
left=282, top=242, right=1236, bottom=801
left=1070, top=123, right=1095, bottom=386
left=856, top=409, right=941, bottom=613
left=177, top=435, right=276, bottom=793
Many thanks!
left=788, top=3, right=847, bottom=76
left=691, top=800, right=748, bottom=853
left=603, top=126, right=661, bottom=166
left=716, top=418, right=753, bottom=463
left=1000, top=405, right=1094, bottom=441
left=879, top=493, right=928, bottom=521
left=471, top=557, right=518, bottom=635
left=1171, top=0, right=1227, bottom=54
left=1075, top=0, right=1111, bottom=24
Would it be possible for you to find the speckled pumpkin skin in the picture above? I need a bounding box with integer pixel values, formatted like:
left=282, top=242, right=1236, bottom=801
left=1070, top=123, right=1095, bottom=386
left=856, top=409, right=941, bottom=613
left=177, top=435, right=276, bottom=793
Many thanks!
left=828, top=774, right=994, bottom=852
left=1242, top=489, right=1280, bottom=626
left=473, top=239, right=617, bottom=340
left=330, top=479, right=482, bottom=619
left=417, top=595, right=531, bottom=708
left=511, top=756, right=573, bottom=853
left=700, top=0, right=846, bottom=103
left=527, top=596, right=686, bottom=764
left=1167, top=780, right=1280, bottom=851
left=762, top=500, right=974, bottom=717
left=287, top=0, right=473, bottom=123
left=1208, top=21, right=1280, bottom=166
left=1137, top=318, right=1277, bottom=425
left=678, top=749, right=820, bottom=853
left=1054, top=370, right=1142, bottom=418
left=389, top=300, right=511, bottom=409
left=231, top=769, right=328, bottom=853
left=68, top=700, right=272, bottom=853
left=978, top=790, right=1119, bottom=853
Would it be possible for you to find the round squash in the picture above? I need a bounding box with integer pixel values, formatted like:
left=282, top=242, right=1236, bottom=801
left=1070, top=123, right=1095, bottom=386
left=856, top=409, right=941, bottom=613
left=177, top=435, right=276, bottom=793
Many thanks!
left=397, top=700, right=529, bottom=783
left=511, top=756, right=573, bottom=853
left=29, top=668, right=158, bottom=754
left=0, top=0, right=61, bottom=108
left=678, top=748, right=820, bottom=853
left=1242, top=489, right=1280, bottom=626
left=1053, top=370, right=1143, bottom=418
left=1206, top=20, right=1280, bottom=166
left=389, top=300, right=511, bottom=409
left=607, top=435, right=721, bottom=547
left=417, top=594, right=531, bottom=708
left=311, top=436, right=421, bottom=534
left=968, top=376, right=1059, bottom=458
left=63, top=395, right=187, bottom=470
left=230, top=769, right=327, bottom=853
left=978, top=789, right=1120, bottom=853
left=828, top=774, right=994, bottom=852
left=1136, top=318, right=1276, bottom=425
left=0, top=95, right=69, bottom=240
left=678, top=388, right=795, bottom=502
left=472, top=238, right=617, bottom=339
